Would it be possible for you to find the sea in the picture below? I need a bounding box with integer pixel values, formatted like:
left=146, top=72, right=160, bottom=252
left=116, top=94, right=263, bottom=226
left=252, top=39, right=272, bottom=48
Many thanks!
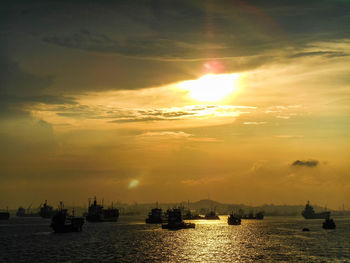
left=0, top=216, right=349, bottom=262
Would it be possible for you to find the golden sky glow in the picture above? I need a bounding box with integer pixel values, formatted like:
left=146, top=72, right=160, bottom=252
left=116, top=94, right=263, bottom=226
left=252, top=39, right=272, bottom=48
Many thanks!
left=1, top=1, right=350, bottom=209
left=178, top=73, right=241, bottom=102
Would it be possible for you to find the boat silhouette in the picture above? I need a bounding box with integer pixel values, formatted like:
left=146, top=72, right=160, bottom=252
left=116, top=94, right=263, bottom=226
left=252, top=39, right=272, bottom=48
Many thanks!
left=228, top=213, right=241, bottom=225
left=50, top=202, right=84, bottom=233
left=302, top=201, right=330, bottom=219
left=240, top=211, right=264, bottom=220
left=16, top=204, right=40, bottom=217
left=40, top=200, right=55, bottom=218
left=162, top=208, right=195, bottom=230
left=204, top=211, right=220, bottom=220
left=146, top=208, right=166, bottom=224
left=322, top=216, right=336, bottom=229
left=86, top=197, right=119, bottom=222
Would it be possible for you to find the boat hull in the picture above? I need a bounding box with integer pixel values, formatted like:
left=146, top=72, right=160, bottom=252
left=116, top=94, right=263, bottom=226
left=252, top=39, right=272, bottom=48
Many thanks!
left=52, top=218, right=84, bottom=233
left=322, top=219, right=336, bottom=229
left=228, top=218, right=241, bottom=225
left=51, top=213, right=85, bottom=233
left=303, top=212, right=330, bottom=219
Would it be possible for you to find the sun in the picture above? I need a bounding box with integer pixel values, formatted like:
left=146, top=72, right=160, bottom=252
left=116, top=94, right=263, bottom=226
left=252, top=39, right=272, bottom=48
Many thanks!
left=178, top=73, right=240, bottom=102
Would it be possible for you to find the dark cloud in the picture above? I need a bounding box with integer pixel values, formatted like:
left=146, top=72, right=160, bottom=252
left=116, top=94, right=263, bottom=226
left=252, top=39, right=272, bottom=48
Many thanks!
left=0, top=0, right=350, bottom=117
left=3, top=0, right=349, bottom=60
left=292, top=160, right=319, bottom=167
left=0, top=56, right=76, bottom=118
left=289, top=51, right=349, bottom=59
left=0, top=56, right=52, bottom=96
left=42, top=30, right=118, bottom=54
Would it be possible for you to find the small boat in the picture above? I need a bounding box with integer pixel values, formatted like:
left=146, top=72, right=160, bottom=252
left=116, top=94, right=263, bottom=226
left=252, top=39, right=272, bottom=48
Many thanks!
left=146, top=208, right=166, bottom=224
left=204, top=211, right=220, bottom=220
left=50, top=202, right=84, bottom=233
left=322, top=217, right=336, bottom=230
left=162, top=209, right=195, bottom=230
left=228, top=213, right=241, bottom=225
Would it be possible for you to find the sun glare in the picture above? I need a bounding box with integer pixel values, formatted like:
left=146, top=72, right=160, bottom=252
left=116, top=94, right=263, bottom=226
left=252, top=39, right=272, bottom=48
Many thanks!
left=178, top=73, right=240, bottom=102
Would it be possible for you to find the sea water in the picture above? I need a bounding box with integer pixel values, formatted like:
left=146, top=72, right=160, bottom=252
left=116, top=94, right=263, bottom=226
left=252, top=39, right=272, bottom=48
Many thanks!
left=0, top=216, right=349, bottom=262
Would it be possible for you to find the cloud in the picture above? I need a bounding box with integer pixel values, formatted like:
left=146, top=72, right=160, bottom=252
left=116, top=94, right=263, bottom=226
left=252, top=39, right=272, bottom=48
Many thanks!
left=137, top=131, right=220, bottom=143
left=109, top=117, right=169, bottom=123
left=103, top=105, right=245, bottom=123
left=138, top=131, right=192, bottom=138
left=243, top=121, right=267, bottom=125
left=28, top=1, right=349, bottom=60
left=291, top=160, right=319, bottom=168
left=181, top=176, right=225, bottom=186
left=0, top=56, right=76, bottom=118
left=289, top=51, right=349, bottom=59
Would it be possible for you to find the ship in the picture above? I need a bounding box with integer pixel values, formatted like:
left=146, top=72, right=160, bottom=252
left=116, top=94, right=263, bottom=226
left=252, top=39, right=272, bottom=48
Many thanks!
left=228, top=213, right=241, bottom=225
left=204, top=211, right=220, bottom=220
left=162, top=208, right=195, bottom=230
left=16, top=204, right=40, bottom=217
left=86, top=197, right=119, bottom=222
left=178, top=201, right=204, bottom=220
left=50, top=202, right=84, bottom=233
left=40, top=200, right=55, bottom=218
left=241, top=211, right=264, bottom=220
left=182, top=210, right=205, bottom=220
left=322, top=217, right=336, bottom=230
left=302, top=201, right=330, bottom=219
left=145, top=208, right=166, bottom=224
left=0, top=208, right=10, bottom=220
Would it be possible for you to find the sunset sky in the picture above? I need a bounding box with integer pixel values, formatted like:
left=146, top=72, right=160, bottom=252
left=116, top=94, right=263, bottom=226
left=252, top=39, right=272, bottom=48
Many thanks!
left=1, top=0, right=349, bottom=209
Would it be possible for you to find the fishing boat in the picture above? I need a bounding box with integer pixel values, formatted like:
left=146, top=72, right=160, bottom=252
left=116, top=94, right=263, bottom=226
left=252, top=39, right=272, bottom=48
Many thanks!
left=302, top=201, right=330, bottom=219
left=50, top=202, right=84, bottom=233
left=86, top=197, right=119, bottom=222
left=228, top=213, right=241, bottom=225
left=162, top=209, right=195, bottom=230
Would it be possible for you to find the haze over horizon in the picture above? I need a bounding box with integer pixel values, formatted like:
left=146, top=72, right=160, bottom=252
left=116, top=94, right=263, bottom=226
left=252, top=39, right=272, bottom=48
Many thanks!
left=1, top=0, right=349, bottom=209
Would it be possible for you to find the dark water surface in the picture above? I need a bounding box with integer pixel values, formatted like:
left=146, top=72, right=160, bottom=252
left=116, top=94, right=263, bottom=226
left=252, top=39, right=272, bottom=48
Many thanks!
left=0, top=216, right=349, bottom=262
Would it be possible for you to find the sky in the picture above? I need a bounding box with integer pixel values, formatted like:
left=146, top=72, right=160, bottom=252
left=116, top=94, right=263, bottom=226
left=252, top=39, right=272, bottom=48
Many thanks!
left=1, top=0, right=349, bottom=209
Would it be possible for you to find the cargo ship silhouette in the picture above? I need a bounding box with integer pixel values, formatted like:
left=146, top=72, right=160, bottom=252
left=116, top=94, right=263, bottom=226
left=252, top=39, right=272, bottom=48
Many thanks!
left=302, top=201, right=330, bottom=219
